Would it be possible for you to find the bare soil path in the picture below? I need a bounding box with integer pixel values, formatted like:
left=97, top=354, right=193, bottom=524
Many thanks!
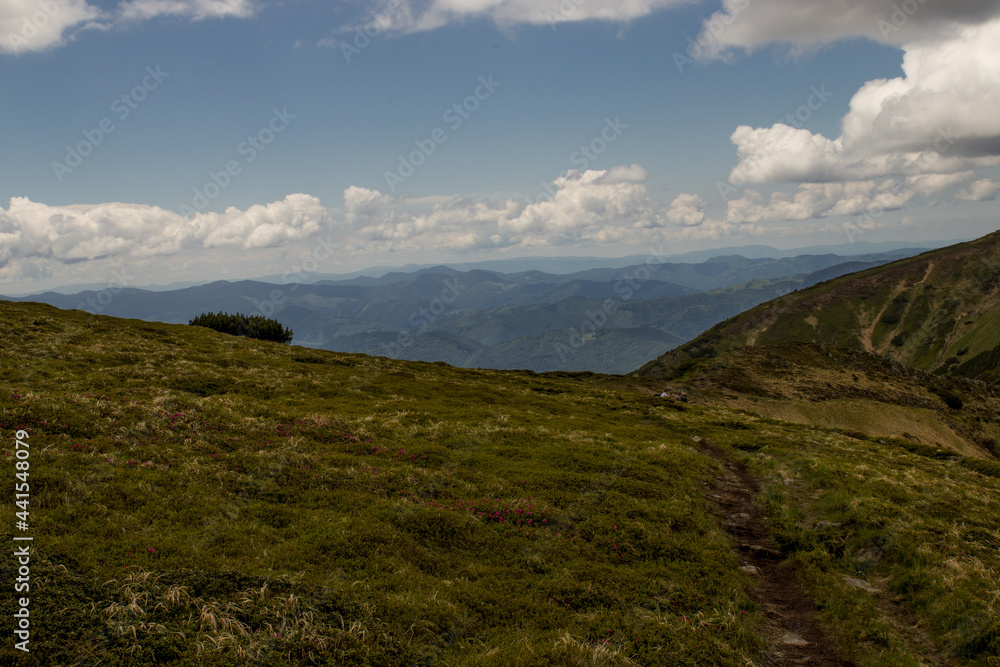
left=693, top=435, right=856, bottom=666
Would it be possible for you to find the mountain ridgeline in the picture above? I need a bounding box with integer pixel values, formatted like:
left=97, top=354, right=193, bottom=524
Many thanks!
left=636, top=232, right=1000, bottom=382
left=3, top=249, right=926, bottom=374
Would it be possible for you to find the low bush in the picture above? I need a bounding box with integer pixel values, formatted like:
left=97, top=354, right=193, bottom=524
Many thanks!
left=189, top=311, right=293, bottom=344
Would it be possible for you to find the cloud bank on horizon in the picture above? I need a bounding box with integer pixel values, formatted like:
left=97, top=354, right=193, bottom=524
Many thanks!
left=4, top=161, right=991, bottom=277
left=2, top=0, right=999, bottom=286
left=1, top=166, right=668, bottom=269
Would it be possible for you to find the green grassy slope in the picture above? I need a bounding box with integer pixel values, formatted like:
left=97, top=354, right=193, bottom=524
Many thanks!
left=635, top=232, right=1000, bottom=381
left=2, top=300, right=999, bottom=665
left=635, top=342, right=1000, bottom=459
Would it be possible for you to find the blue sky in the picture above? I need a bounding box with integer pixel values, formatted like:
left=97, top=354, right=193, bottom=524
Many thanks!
left=2, top=0, right=999, bottom=291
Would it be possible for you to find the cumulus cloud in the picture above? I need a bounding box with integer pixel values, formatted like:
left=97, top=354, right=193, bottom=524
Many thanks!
left=905, top=171, right=975, bottom=196
left=595, top=163, right=649, bottom=185
left=956, top=177, right=1000, bottom=201
left=197, top=194, right=329, bottom=249
left=0, top=194, right=329, bottom=266
left=721, top=181, right=918, bottom=224
left=666, top=193, right=706, bottom=227
left=343, top=165, right=665, bottom=251
left=0, top=0, right=256, bottom=54
left=1, top=165, right=669, bottom=272
left=664, top=182, right=930, bottom=243
left=696, top=3, right=1000, bottom=188
left=343, top=186, right=520, bottom=251
left=670, top=171, right=986, bottom=235
left=1, top=0, right=101, bottom=53
left=498, top=166, right=664, bottom=240
left=335, top=0, right=685, bottom=35
left=725, top=18, right=1000, bottom=185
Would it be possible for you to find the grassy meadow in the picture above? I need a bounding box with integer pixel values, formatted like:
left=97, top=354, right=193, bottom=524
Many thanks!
left=1, top=300, right=998, bottom=665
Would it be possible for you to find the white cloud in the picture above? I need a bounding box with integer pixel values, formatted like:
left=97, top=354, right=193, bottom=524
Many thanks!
left=712, top=10, right=1000, bottom=185
left=117, top=0, right=255, bottom=22
left=337, top=0, right=685, bottom=35
left=0, top=194, right=329, bottom=266
left=666, top=193, right=705, bottom=227
left=343, top=186, right=519, bottom=251
left=1, top=0, right=101, bottom=54
left=728, top=123, right=844, bottom=183
left=501, top=166, right=668, bottom=241
left=956, top=178, right=1000, bottom=201
left=670, top=1, right=1000, bottom=249
left=721, top=181, right=918, bottom=224
left=669, top=172, right=984, bottom=232
left=1, top=166, right=669, bottom=272
left=197, top=194, right=329, bottom=249
left=905, top=171, right=975, bottom=196
left=662, top=183, right=925, bottom=243
left=595, top=163, right=649, bottom=185
left=342, top=165, right=669, bottom=252
left=0, top=0, right=256, bottom=54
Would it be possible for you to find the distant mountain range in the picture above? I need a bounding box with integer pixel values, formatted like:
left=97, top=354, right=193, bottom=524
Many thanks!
left=4, top=248, right=932, bottom=374
left=256, top=237, right=964, bottom=282
left=4, top=239, right=963, bottom=297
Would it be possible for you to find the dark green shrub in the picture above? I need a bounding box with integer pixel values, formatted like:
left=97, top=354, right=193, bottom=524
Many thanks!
left=189, top=312, right=293, bottom=344
left=931, top=387, right=964, bottom=410
left=979, top=436, right=998, bottom=458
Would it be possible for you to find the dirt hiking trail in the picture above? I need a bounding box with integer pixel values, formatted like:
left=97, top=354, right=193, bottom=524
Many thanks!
left=693, top=435, right=856, bottom=666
